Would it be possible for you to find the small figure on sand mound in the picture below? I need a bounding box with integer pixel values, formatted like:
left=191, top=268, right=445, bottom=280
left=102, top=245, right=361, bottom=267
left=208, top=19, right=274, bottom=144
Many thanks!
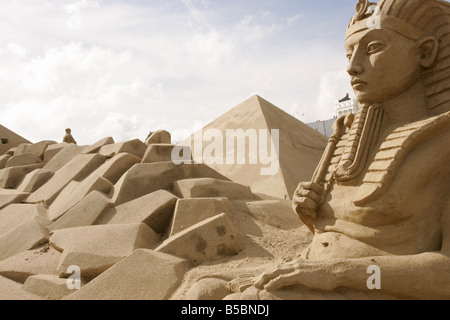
left=63, top=128, right=77, bottom=145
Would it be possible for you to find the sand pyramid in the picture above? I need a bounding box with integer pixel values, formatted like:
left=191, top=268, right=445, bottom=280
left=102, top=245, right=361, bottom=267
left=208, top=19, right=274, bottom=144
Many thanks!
left=0, top=125, right=31, bottom=155
left=183, top=95, right=328, bottom=199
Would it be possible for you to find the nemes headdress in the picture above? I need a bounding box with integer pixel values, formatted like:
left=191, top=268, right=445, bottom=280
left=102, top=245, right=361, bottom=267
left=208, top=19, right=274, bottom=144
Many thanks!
left=346, top=0, right=450, bottom=115
left=332, top=0, right=450, bottom=188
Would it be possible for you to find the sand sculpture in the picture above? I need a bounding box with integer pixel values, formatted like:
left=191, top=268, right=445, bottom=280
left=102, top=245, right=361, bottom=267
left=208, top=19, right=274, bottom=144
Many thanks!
left=0, top=0, right=449, bottom=301
left=145, top=130, right=172, bottom=146
left=0, top=124, right=31, bottom=156
left=0, top=97, right=314, bottom=300
left=218, top=0, right=450, bottom=300
left=62, top=129, right=77, bottom=145
left=183, top=95, right=328, bottom=200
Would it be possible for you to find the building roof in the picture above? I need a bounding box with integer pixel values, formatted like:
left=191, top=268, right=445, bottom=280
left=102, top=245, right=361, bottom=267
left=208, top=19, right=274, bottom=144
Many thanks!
left=339, top=94, right=351, bottom=103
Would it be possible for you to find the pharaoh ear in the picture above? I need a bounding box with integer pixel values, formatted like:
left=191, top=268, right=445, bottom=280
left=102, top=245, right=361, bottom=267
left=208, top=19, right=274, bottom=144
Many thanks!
left=418, top=36, right=439, bottom=68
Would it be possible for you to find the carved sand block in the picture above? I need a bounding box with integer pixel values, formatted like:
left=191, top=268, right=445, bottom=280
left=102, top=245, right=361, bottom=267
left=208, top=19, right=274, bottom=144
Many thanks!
left=173, top=178, right=254, bottom=201
left=0, top=154, right=11, bottom=169
left=141, top=143, right=176, bottom=163
left=0, top=276, right=42, bottom=300
left=26, top=141, right=57, bottom=159
left=157, top=213, right=242, bottom=265
left=168, top=197, right=234, bottom=237
left=98, top=139, right=147, bottom=159
left=0, top=204, right=47, bottom=237
left=0, top=245, right=61, bottom=283
left=23, top=275, right=83, bottom=300
left=0, top=189, right=30, bottom=210
left=45, top=153, right=141, bottom=224
left=64, top=249, right=189, bottom=300
left=0, top=215, right=52, bottom=262
left=47, top=177, right=113, bottom=221
left=50, top=223, right=160, bottom=280
left=235, top=200, right=303, bottom=231
left=49, top=191, right=112, bottom=232
left=6, top=153, right=42, bottom=168
left=4, top=148, right=16, bottom=156
left=27, top=153, right=107, bottom=205
left=111, top=162, right=228, bottom=206
left=92, top=152, right=141, bottom=185
left=43, top=143, right=79, bottom=165
left=103, top=190, right=178, bottom=234
left=16, top=169, right=55, bottom=193
left=13, top=143, right=32, bottom=156
left=0, top=163, right=46, bottom=189
left=48, top=151, right=139, bottom=220
left=48, top=152, right=140, bottom=221
left=81, top=137, right=114, bottom=155
left=145, top=130, right=171, bottom=145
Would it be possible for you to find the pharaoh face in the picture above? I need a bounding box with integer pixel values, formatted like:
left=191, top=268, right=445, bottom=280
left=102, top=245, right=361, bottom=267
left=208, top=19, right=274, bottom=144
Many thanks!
left=345, top=28, right=423, bottom=104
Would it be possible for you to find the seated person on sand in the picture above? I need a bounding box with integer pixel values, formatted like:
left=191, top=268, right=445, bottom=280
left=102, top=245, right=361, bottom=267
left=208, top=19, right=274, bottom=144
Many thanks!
left=63, top=128, right=77, bottom=145
left=227, top=0, right=450, bottom=300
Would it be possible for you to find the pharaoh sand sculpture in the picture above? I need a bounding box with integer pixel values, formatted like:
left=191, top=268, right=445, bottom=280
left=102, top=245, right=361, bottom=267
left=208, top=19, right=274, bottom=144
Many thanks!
left=0, top=0, right=449, bottom=302
left=222, top=0, right=450, bottom=300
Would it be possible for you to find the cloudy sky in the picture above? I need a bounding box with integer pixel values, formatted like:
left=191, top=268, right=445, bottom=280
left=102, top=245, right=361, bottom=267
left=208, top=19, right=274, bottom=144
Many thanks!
left=0, top=0, right=356, bottom=145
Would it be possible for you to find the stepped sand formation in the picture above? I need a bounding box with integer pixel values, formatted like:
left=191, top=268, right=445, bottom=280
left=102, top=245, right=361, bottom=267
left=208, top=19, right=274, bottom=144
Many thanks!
left=2, top=0, right=450, bottom=301
left=0, top=95, right=321, bottom=300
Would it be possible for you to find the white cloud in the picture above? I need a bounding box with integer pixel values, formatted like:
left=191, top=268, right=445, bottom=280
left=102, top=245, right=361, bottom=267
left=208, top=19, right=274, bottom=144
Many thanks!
left=314, top=70, right=353, bottom=121
left=43, top=0, right=102, bottom=30
left=66, top=0, right=101, bottom=10
left=0, top=42, right=149, bottom=144
left=1, top=42, right=131, bottom=94
left=1, top=97, right=76, bottom=143
left=0, top=1, right=353, bottom=146
left=89, top=112, right=140, bottom=143
left=233, top=11, right=302, bottom=43
left=179, top=0, right=212, bottom=30
left=7, top=43, right=27, bottom=58
left=184, top=29, right=234, bottom=68
left=64, top=0, right=101, bottom=30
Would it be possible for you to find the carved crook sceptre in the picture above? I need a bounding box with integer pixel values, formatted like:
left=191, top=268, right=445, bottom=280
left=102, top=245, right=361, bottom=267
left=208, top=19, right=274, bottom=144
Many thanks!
left=294, top=114, right=353, bottom=235
left=312, top=113, right=353, bottom=185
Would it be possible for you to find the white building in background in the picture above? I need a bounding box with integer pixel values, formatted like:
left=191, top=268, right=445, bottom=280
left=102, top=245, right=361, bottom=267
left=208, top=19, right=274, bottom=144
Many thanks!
left=335, top=93, right=359, bottom=117
left=307, top=94, right=360, bottom=138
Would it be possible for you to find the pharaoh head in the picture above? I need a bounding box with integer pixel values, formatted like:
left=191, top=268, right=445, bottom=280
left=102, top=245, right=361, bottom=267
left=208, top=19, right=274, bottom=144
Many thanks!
left=345, top=0, right=450, bottom=115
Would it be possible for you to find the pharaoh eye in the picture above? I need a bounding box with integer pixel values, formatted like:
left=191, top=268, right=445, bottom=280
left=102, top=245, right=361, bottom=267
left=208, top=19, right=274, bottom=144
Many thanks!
left=367, top=42, right=384, bottom=54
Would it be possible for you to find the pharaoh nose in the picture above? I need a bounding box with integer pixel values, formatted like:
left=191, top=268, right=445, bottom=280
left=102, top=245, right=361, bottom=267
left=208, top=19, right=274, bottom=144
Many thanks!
left=347, top=61, right=363, bottom=76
